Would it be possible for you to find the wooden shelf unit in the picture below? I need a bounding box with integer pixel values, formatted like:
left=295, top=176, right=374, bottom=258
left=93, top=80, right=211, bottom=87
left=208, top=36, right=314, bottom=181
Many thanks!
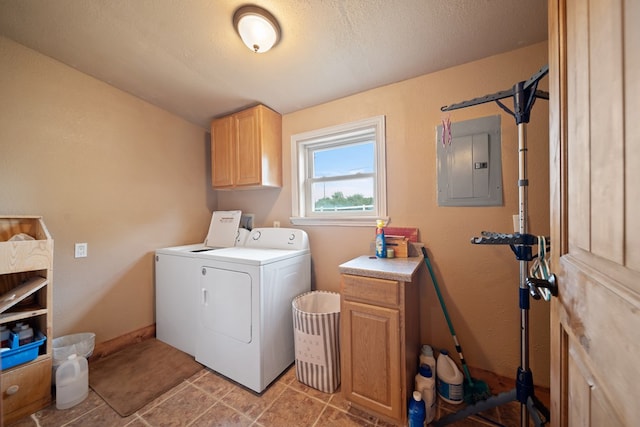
left=0, top=216, right=53, bottom=424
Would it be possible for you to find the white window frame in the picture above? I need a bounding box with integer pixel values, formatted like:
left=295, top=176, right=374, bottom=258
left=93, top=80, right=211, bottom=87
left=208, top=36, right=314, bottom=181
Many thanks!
left=290, top=115, right=388, bottom=226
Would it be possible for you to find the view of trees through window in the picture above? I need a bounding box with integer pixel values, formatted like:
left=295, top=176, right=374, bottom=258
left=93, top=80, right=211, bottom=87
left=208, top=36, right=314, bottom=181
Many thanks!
left=291, top=115, right=386, bottom=224
left=314, top=191, right=373, bottom=212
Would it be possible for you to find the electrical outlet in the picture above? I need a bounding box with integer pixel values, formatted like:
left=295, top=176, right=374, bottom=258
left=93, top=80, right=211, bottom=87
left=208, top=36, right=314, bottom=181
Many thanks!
left=75, top=243, right=88, bottom=258
left=273, top=221, right=280, bottom=228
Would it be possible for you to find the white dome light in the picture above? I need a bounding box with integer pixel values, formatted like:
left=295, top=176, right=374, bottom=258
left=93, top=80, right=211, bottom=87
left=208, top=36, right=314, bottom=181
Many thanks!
left=233, top=6, right=281, bottom=54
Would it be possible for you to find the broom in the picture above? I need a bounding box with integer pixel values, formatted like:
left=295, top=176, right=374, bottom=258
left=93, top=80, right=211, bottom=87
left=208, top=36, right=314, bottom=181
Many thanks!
left=421, top=246, right=491, bottom=404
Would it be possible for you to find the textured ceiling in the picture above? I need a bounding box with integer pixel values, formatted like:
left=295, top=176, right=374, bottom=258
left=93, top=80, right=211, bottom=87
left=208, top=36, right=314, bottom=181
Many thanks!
left=0, top=0, right=547, bottom=128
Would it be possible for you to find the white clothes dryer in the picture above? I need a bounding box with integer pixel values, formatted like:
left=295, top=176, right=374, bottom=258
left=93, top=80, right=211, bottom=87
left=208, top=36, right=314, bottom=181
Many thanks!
left=193, top=228, right=311, bottom=393
left=155, top=211, right=245, bottom=356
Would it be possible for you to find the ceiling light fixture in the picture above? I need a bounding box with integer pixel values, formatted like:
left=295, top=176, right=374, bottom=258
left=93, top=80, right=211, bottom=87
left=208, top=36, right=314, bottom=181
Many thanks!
left=233, top=5, right=281, bottom=54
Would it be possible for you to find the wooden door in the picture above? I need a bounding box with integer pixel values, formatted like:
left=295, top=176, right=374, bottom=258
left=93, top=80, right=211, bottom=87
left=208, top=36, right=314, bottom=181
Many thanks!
left=341, top=299, right=401, bottom=422
left=211, top=115, right=234, bottom=188
left=549, top=0, right=640, bottom=425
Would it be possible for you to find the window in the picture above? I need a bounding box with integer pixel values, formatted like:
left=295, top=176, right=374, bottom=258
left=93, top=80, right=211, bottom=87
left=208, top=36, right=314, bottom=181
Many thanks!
left=290, top=116, right=387, bottom=226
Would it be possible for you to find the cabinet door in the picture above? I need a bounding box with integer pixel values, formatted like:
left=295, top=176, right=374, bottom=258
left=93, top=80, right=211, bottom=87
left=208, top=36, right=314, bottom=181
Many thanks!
left=211, top=115, right=234, bottom=188
left=341, top=300, right=401, bottom=422
left=234, top=108, right=262, bottom=186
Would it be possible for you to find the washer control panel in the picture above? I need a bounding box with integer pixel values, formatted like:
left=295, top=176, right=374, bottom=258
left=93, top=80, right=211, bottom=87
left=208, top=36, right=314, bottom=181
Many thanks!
left=245, top=228, right=309, bottom=250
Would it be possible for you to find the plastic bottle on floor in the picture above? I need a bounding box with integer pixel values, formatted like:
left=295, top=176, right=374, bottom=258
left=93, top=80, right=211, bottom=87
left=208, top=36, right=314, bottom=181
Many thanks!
left=419, top=344, right=436, bottom=374
left=436, top=349, right=464, bottom=405
left=415, top=364, right=436, bottom=423
left=408, top=390, right=426, bottom=427
left=56, top=354, right=89, bottom=410
left=416, top=364, right=437, bottom=424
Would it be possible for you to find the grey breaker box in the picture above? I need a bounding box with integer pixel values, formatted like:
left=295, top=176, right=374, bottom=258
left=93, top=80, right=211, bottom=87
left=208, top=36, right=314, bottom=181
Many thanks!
left=436, top=115, right=503, bottom=207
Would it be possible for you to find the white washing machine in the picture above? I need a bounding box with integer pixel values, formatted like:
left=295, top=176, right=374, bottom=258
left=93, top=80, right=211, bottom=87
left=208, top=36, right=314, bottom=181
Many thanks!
left=155, top=243, right=203, bottom=356
left=193, top=227, right=310, bottom=393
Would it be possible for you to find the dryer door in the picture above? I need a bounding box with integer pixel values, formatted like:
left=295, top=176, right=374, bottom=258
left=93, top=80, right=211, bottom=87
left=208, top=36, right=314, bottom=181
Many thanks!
left=199, top=266, right=252, bottom=343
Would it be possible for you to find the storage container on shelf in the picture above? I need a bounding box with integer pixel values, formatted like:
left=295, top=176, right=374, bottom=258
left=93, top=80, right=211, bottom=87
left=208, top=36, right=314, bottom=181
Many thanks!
left=16, top=324, right=34, bottom=345
left=0, top=332, right=47, bottom=370
left=0, top=325, right=10, bottom=348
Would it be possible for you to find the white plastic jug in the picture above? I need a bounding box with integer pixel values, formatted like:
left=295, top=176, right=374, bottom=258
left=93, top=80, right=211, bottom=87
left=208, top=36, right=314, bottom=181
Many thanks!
left=17, top=324, right=34, bottom=345
left=436, top=349, right=464, bottom=404
left=415, top=364, right=436, bottom=423
left=56, top=354, right=89, bottom=410
left=419, top=344, right=436, bottom=374
left=0, top=325, right=9, bottom=348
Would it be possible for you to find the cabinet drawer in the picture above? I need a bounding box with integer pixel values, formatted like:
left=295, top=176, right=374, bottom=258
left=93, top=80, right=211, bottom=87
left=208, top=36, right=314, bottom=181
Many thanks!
left=341, top=274, right=400, bottom=307
left=2, top=356, right=52, bottom=418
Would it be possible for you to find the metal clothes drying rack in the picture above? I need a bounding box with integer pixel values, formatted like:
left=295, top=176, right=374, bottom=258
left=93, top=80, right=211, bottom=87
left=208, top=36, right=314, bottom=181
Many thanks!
left=432, top=65, right=557, bottom=427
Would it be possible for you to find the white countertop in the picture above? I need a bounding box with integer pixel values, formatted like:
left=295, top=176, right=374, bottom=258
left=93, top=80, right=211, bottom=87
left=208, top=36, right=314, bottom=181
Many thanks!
left=338, top=255, right=423, bottom=282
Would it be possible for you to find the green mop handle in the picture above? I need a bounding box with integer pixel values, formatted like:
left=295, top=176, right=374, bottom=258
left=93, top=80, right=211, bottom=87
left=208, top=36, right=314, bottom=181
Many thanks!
left=421, top=246, right=474, bottom=385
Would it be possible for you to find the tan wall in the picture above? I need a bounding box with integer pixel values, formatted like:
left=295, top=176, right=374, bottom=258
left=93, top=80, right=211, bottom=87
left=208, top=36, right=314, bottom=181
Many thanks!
left=218, top=42, right=551, bottom=386
left=1, top=34, right=550, bottom=387
left=0, top=37, right=216, bottom=342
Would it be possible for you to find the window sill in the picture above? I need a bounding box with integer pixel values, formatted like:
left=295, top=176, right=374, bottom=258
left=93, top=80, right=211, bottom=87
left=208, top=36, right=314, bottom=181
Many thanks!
left=290, top=216, right=390, bottom=227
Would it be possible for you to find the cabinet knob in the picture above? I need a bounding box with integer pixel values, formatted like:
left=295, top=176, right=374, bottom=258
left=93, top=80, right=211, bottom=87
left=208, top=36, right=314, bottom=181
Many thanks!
left=6, top=384, right=19, bottom=395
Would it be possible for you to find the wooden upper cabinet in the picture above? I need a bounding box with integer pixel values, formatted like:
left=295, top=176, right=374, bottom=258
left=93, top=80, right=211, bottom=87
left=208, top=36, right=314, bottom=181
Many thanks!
left=211, top=115, right=234, bottom=188
left=210, top=104, right=282, bottom=189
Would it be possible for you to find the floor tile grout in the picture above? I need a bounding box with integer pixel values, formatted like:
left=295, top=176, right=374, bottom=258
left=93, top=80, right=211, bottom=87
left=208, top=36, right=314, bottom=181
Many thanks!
left=8, top=364, right=526, bottom=427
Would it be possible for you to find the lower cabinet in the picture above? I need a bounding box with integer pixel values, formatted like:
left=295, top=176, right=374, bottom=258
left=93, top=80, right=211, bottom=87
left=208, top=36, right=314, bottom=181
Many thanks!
left=2, top=357, right=52, bottom=422
left=340, top=272, right=420, bottom=426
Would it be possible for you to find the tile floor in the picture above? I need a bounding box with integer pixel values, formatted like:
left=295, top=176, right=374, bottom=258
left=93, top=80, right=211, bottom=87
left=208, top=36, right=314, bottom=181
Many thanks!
left=8, top=365, right=528, bottom=427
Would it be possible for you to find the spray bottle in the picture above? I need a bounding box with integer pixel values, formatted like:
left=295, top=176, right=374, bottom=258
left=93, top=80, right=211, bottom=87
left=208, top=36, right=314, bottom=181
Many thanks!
left=375, top=220, right=387, bottom=258
left=408, top=390, right=426, bottom=427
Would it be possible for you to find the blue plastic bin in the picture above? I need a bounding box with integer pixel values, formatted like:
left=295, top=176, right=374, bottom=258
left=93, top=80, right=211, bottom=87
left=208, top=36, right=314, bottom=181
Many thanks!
left=0, top=332, right=46, bottom=370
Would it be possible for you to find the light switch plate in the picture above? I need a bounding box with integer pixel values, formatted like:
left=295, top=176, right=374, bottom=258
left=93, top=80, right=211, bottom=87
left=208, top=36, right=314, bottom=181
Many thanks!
left=75, top=243, right=88, bottom=258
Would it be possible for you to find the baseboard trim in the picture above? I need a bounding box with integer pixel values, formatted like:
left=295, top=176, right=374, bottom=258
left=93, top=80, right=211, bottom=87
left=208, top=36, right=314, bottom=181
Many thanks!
left=468, top=366, right=550, bottom=408
left=89, top=324, right=155, bottom=362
